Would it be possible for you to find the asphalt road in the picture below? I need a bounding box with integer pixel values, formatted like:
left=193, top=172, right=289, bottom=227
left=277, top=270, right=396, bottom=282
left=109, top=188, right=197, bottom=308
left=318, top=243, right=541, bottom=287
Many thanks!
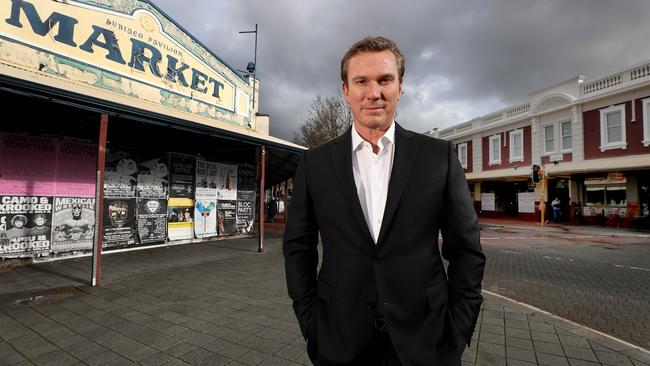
left=477, top=225, right=650, bottom=350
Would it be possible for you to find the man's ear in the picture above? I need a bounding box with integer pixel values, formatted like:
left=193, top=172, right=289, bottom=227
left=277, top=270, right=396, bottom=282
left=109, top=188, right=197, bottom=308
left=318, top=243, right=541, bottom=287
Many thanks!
left=342, top=81, right=349, bottom=100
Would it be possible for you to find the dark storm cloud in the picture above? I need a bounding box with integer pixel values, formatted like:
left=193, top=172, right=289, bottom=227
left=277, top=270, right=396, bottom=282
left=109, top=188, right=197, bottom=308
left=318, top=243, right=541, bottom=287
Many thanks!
left=153, top=0, right=650, bottom=139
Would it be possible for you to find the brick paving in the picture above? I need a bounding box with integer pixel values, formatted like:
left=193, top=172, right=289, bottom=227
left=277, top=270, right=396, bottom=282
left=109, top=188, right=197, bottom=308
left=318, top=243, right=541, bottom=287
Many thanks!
left=0, top=231, right=648, bottom=365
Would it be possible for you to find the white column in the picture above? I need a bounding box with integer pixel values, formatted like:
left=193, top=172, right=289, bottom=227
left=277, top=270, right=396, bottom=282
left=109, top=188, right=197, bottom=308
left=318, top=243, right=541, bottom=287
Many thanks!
left=531, top=117, right=541, bottom=165
left=472, top=133, right=482, bottom=173
left=572, top=105, right=585, bottom=162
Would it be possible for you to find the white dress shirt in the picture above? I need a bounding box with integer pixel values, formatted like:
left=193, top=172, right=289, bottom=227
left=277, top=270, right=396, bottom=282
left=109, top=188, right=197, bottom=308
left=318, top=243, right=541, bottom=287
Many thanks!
left=351, top=122, right=395, bottom=243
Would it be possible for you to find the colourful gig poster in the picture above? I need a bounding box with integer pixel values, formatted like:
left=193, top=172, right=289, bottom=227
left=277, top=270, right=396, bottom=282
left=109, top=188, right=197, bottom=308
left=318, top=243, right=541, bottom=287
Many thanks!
left=194, top=200, right=217, bottom=238
left=167, top=198, right=194, bottom=240
left=51, top=197, right=95, bottom=252
left=0, top=196, right=53, bottom=256
left=0, top=133, right=57, bottom=196
left=55, top=140, right=97, bottom=197
left=216, top=163, right=237, bottom=200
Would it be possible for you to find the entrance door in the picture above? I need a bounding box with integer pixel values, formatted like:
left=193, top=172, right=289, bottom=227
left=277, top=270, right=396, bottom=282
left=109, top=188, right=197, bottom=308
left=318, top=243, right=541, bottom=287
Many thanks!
left=548, top=179, right=570, bottom=223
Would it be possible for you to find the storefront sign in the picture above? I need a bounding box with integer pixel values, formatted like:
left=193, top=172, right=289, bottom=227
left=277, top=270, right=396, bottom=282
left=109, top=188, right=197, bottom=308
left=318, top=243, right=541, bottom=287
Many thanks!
left=1, top=0, right=243, bottom=113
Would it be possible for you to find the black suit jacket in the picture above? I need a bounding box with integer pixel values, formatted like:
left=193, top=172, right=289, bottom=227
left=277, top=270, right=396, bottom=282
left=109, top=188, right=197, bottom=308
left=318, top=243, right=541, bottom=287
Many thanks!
left=283, top=123, right=485, bottom=366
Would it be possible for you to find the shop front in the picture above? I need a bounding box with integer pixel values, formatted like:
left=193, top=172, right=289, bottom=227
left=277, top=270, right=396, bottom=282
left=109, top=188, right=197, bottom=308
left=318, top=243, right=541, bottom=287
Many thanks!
left=0, top=0, right=304, bottom=271
left=578, top=172, right=644, bottom=227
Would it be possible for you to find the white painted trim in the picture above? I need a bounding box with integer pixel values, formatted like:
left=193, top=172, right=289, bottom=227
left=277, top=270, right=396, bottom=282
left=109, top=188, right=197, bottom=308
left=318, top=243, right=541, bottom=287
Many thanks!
left=489, top=135, right=501, bottom=165
left=599, top=105, right=627, bottom=151
left=643, top=98, right=650, bottom=147
left=509, top=129, right=524, bottom=163
left=457, top=143, right=468, bottom=169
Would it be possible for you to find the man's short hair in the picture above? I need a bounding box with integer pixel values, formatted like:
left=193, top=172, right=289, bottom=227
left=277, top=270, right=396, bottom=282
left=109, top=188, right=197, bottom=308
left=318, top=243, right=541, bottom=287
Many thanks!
left=340, top=36, right=405, bottom=86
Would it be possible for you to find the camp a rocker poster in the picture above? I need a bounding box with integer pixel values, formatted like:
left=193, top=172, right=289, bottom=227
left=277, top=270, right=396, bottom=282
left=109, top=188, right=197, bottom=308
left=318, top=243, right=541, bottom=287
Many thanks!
left=0, top=196, right=53, bottom=256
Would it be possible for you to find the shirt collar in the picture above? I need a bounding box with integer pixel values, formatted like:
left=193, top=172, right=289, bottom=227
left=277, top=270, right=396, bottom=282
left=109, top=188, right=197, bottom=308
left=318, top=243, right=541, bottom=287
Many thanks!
left=351, top=122, right=396, bottom=152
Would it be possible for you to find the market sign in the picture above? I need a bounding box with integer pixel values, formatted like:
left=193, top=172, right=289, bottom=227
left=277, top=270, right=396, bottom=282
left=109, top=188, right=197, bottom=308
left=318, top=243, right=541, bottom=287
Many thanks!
left=1, top=0, right=245, bottom=114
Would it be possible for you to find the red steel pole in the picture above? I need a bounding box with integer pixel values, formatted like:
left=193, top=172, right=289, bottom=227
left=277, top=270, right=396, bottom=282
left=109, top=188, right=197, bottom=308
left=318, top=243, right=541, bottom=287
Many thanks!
left=92, top=114, right=108, bottom=286
left=258, top=146, right=266, bottom=252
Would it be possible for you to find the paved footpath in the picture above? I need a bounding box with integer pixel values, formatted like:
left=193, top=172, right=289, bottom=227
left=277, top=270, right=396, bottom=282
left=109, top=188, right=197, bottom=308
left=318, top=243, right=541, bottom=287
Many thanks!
left=1, top=233, right=649, bottom=366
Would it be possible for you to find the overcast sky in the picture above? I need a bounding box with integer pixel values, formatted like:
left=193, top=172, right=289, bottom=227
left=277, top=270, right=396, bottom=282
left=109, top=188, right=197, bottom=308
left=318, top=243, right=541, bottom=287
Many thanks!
left=153, top=0, right=650, bottom=141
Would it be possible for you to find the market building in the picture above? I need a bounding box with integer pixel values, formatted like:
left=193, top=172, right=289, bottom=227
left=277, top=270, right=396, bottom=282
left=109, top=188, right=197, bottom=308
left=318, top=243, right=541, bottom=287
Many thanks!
left=429, top=60, right=650, bottom=229
left=0, top=0, right=305, bottom=270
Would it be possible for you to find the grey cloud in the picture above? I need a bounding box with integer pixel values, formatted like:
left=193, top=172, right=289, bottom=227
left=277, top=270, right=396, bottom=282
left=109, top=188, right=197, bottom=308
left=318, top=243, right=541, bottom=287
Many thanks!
left=154, top=0, right=650, bottom=138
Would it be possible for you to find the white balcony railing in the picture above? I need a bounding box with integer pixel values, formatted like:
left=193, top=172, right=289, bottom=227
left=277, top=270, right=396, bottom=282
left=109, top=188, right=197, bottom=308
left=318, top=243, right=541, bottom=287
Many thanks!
left=582, top=61, right=650, bottom=96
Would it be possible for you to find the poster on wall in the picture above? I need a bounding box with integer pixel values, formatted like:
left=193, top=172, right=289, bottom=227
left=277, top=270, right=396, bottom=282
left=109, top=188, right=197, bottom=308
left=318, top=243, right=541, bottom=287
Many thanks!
left=137, top=198, right=167, bottom=244
left=104, top=150, right=138, bottom=198
left=237, top=164, right=256, bottom=192
left=167, top=198, right=194, bottom=240
left=170, top=155, right=195, bottom=198
left=51, top=197, right=95, bottom=252
left=102, top=198, right=136, bottom=248
left=481, top=193, right=495, bottom=211
left=194, top=200, right=217, bottom=238
left=0, top=133, right=57, bottom=196
left=217, top=200, right=237, bottom=236
left=0, top=196, right=53, bottom=255
left=236, top=165, right=256, bottom=234
left=216, top=163, right=237, bottom=200
left=55, top=140, right=98, bottom=197
left=195, top=160, right=218, bottom=200
left=137, top=156, right=168, bottom=198
left=517, top=192, right=535, bottom=213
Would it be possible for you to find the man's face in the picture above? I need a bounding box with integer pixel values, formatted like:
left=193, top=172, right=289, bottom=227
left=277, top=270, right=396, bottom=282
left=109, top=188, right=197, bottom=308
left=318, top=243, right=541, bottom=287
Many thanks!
left=14, top=219, right=25, bottom=228
left=342, top=50, right=402, bottom=131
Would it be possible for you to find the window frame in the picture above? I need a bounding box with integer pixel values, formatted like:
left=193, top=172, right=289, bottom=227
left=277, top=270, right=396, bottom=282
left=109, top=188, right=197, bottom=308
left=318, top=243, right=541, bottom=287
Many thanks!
left=457, top=142, right=468, bottom=169
left=508, top=129, right=524, bottom=163
left=488, top=134, right=501, bottom=165
left=599, top=105, right=627, bottom=151
left=641, top=98, right=650, bottom=147
left=543, top=124, right=555, bottom=155
left=560, top=120, right=572, bottom=152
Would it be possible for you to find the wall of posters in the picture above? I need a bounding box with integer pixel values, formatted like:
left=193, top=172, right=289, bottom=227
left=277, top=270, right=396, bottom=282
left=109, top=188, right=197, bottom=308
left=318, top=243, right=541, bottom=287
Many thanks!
left=217, top=200, right=237, bottom=236
left=104, top=150, right=138, bottom=198
left=0, top=196, right=53, bottom=255
left=137, top=156, right=168, bottom=198
left=55, top=140, right=97, bottom=197
left=51, top=197, right=95, bottom=252
left=194, top=200, right=217, bottom=238
left=170, top=155, right=195, bottom=198
left=195, top=160, right=218, bottom=200
left=102, top=198, right=136, bottom=248
left=216, top=163, right=237, bottom=200
left=0, top=133, right=58, bottom=196
left=168, top=198, right=194, bottom=240
left=137, top=198, right=167, bottom=244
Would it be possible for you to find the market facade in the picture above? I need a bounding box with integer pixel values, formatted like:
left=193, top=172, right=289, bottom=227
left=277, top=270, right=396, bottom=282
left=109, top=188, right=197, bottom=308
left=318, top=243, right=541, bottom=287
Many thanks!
left=429, top=60, right=650, bottom=229
left=0, top=0, right=304, bottom=266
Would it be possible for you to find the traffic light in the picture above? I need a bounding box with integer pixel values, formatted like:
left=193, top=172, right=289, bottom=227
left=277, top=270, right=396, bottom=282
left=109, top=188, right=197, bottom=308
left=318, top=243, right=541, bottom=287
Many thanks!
left=532, top=164, right=541, bottom=183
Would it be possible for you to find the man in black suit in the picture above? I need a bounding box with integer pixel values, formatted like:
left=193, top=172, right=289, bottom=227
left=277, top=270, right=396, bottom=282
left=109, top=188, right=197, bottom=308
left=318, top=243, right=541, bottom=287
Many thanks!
left=283, top=36, right=485, bottom=366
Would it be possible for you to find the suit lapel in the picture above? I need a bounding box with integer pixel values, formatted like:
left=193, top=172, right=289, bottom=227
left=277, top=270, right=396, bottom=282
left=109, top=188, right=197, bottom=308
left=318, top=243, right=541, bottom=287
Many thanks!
left=331, top=129, right=374, bottom=244
left=377, top=123, right=419, bottom=247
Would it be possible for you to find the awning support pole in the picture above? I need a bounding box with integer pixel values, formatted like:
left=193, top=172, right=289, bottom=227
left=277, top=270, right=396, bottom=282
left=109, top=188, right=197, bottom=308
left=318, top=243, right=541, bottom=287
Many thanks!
left=258, top=146, right=266, bottom=252
left=91, top=114, right=108, bottom=286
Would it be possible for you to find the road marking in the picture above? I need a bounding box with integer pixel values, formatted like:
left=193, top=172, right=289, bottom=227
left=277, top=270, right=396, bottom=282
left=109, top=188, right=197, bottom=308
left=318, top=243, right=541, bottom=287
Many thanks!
left=500, top=250, right=522, bottom=255
left=543, top=256, right=575, bottom=262
left=613, top=264, right=650, bottom=272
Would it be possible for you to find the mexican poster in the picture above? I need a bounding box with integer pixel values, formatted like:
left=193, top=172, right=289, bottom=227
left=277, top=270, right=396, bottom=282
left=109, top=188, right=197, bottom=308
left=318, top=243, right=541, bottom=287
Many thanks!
left=136, top=198, right=167, bottom=244
left=216, top=163, right=237, bottom=200
left=236, top=164, right=256, bottom=234
left=217, top=200, right=237, bottom=236
left=167, top=198, right=194, bottom=240
left=0, top=196, right=53, bottom=255
left=51, top=197, right=95, bottom=252
left=102, top=198, right=136, bottom=248
left=55, top=140, right=97, bottom=197
left=0, top=133, right=57, bottom=196
left=169, top=155, right=195, bottom=198
left=194, top=200, right=217, bottom=238
left=137, top=156, right=169, bottom=198
left=195, top=160, right=218, bottom=200
left=104, top=150, right=138, bottom=198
